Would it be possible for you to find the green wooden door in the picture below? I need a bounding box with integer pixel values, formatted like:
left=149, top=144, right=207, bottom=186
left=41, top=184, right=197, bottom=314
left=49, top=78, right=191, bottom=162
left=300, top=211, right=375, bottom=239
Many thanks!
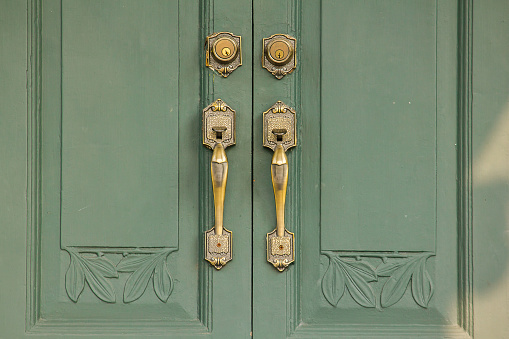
left=2, top=0, right=253, bottom=337
left=2, top=0, right=509, bottom=338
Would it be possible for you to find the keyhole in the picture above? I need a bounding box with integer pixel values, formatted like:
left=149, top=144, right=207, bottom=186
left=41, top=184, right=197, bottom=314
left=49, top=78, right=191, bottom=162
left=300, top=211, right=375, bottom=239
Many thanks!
left=222, top=47, right=231, bottom=57
left=275, top=49, right=284, bottom=59
left=272, top=128, right=287, bottom=142
left=279, top=245, right=284, bottom=250
left=212, top=126, right=227, bottom=141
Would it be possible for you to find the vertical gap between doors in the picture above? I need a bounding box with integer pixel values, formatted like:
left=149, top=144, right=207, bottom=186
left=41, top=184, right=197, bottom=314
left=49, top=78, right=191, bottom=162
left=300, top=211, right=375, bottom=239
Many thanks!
left=250, top=0, right=255, bottom=336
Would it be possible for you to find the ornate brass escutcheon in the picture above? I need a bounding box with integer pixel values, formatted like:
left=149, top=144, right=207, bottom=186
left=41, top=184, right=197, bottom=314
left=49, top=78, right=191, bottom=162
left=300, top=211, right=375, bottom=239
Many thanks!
left=263, top=101, right=296, bottom=271
left=206, top=32, right=242, bottom=77
left=203, top=99, right=235, bottom=269
left=262, top=34, right=297, bottom=79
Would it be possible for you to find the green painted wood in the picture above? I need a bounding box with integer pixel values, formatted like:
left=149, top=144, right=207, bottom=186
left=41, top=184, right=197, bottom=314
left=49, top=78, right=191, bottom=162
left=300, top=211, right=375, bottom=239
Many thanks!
left=60, top=0, right=179, bottom=248
left=2, top=0, right=509, bottom=337
left=321, top=0, right=436, bottom=252
left=252, top=1, right=302, bottom=338
left=472, top=0, right=509, bottom=338
left=0, top=0, right=29, bottom=337
left=2, top=0, right=252, bottom=337
left=253, top=0, right=475, bottom=337
left=202, top=0, right=254, bottom=338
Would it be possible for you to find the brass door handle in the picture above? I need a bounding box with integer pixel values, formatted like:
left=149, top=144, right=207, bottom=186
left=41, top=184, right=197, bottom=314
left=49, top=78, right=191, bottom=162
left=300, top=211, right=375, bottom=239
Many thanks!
left=203, top=99, right=236, bottom=269
left=211, top=140, right=228, bottom=236
left=263, top=101, right=296, bottom=271
left=272, top=143, right=288, bottom=238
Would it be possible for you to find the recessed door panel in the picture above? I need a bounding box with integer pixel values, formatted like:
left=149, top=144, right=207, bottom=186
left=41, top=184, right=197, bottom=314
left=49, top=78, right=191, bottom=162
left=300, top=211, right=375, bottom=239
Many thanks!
left=60, top=0, right=179, bottom=248
left=321, top=0, right=436, bottom=252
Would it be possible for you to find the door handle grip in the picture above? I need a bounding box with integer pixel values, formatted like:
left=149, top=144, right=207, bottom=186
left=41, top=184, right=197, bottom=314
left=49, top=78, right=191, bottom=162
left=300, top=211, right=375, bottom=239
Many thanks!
left=271, top=144, right=288, bottom=238
left=211, top=143, right=228, bottom=236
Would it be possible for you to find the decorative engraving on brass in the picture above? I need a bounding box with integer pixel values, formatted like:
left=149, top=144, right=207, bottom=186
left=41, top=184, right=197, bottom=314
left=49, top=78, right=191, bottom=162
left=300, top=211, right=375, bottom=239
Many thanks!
left=206, top=32, right=242, bottom=78
left=203, top=99, right=235, bottom=269
left=263, top=101, right=296, bottom=271
left=263, top=101, right=296, bottom=152
left=262, top=34, right=296, bottom=79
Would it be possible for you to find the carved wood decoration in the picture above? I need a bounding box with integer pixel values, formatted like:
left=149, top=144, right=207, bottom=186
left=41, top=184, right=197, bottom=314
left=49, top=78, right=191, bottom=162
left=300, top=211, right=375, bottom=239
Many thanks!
left=321, top=252, right=434, bottom=309
left=65, top=248, right=176, bottom=303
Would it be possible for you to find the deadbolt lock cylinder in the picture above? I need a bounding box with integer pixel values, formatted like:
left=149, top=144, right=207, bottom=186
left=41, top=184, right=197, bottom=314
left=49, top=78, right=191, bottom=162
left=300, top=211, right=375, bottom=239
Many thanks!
left=262, top=34, right=297, bottom=79
left=206, top=32, right=242, bottom=78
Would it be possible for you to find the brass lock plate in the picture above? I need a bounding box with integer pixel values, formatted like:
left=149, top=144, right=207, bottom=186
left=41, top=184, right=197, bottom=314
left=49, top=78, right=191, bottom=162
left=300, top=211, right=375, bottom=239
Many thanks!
left=205, top=227, right=232, bottom=270
left=263, top=101, right=296, bottom=151
left=267, top=228, right=295, bottom=272
left=206, top=32, right=242, bottom=78
left=262, top=34, right=296, bottom=79
left=203, top=99, right=236, bottom=149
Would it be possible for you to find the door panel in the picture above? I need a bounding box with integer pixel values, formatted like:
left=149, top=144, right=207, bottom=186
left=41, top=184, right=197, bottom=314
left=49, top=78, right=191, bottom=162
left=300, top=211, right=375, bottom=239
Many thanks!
left=254, top=0, right=470, bottom=337
left=321, top=0, right=437, bottom=252
left=22, top=0, right=252, bottom=337
left=60, top=0, right=179, bottom=248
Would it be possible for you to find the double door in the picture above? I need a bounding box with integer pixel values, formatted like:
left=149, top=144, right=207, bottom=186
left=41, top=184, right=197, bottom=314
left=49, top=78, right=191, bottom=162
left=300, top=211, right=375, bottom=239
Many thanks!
left=2, top=0, right=507, bottom=338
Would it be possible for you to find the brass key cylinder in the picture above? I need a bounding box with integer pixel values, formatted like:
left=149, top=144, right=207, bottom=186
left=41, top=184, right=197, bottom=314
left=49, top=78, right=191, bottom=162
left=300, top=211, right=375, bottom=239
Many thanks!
left=213, top=37, right=238, bottom=63
left=262, top=34, right=296, bottom=79
left=206, top=32, right=242, bottom=77
left=267, top=39, right=293, bottom=65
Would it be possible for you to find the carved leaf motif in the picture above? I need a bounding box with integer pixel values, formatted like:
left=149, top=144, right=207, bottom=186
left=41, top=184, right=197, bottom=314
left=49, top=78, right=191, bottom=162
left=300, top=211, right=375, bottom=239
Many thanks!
left=65, top=252, right=85, bottom=302
left=321, top=254, right=377, bottom=308
left=153, top=259, right=173, bottom=302
left=79, top=256, right=117, bottom=303
left=118, top=250, right=175, bottom=303
left=380, top=259, right=417, bottom=307
left=340, top=259, right=377, bottom=282
left=65, top=250, right=117, bottom=303
left=82, top=255, right=118, bottom=278
left=339, top=259, right=377, bottom=308
left=122, top=258, right=159, bottom=303
left=411, top=255, right=434, bottom=308
left=64, top=249, right=177, bottom=304
left=379, top=254, right=434, bottom=308
left=116, top=254, right=154, bottom=272
left=376, top=260, right=407, bottom=277
left=321, top=256, right=346, bottom=306
left=322, top=253, right=435, bottom=309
